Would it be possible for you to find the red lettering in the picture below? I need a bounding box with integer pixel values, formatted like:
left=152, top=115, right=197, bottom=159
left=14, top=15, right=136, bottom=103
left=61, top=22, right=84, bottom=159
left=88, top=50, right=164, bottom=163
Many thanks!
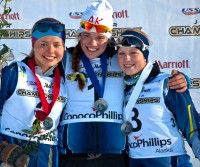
left=0, top=12, right=20, bottom=20
left=113, top=10, right=129, bottom=19
left=88, top=16, right=103, bottom=24
left=156, top=60, right=190, bottom=69
left=88, top=16, right=94, bottom=23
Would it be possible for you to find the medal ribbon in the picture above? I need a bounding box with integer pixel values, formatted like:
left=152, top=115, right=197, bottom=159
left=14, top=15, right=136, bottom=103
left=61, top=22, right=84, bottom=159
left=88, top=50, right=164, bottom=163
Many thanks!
left=28, top=57, right=61, bottom=121
left=124, top=61, right=153, bottom=121
left=80, top=52, right=107, bottom=98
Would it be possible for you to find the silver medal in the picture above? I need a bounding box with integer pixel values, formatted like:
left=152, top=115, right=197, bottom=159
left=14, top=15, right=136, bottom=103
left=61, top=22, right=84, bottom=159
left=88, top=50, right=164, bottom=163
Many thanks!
left=121, top=121, right=133, bottom=135
left=94, top=98, right=108, bottom=112
left=42, top=117, right=53, bottom=130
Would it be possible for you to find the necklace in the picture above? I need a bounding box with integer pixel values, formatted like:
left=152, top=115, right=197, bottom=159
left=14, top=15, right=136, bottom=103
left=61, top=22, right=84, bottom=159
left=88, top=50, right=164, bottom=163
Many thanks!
left=124, top=73, right=141, bottom=86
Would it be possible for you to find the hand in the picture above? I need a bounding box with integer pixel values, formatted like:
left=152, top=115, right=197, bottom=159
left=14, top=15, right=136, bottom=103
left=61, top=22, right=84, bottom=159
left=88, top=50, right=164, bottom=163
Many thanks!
left=168, top=70, right=187, bottom=92
left=0, top=142, right=29, bottom=167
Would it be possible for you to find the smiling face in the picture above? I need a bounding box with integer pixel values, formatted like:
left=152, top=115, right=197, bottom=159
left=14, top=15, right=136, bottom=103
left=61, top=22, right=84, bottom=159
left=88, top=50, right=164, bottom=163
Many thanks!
left=33, top=36, right=64, bottom=73
left=79, top=32, right=108, bottom=59
left=117, top=47, right=147, bottom=76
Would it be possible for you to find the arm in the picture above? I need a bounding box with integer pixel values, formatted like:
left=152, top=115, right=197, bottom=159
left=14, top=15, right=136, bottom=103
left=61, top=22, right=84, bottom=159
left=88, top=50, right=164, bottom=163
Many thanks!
left=0, top=63, right=18, bottom=110
left=0, top=63, right=18, bottom=142
left=168, top=70, right=191, bottom=92
left=165, top=84, right=200, bottom=160
left=166, top=89, right=199, bottom=141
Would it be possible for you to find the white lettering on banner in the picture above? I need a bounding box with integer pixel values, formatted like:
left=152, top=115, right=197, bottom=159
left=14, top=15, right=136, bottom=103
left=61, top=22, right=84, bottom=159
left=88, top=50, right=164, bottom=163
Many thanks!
left=0, top=29, right=31, bottom=39
left=191, top=78, right=200, bottom=89
left=65, top=29, right=77, bottom=38
left=0, top=28, right=130, bottom=39
left=112, top=27, right=142, bottom=38
left=156, top=60, right=190, bottom=69
left=169, top=25, right=200, bottom=36
left=112, top=28, right=127, bottom=38
left=65, top=28, right=130, bottom=39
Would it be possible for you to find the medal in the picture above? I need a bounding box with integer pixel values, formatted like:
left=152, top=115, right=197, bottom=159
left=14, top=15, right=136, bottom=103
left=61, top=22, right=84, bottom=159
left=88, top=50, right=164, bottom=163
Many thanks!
left=42, top=117, right=53, bottom=130
left=94, top=98, right=108, bottom=112
left=80, top=53, right=108, bottom=113
left=27, top=57, right=61, bottom=128
left=121, top=121, right=133, bottom=135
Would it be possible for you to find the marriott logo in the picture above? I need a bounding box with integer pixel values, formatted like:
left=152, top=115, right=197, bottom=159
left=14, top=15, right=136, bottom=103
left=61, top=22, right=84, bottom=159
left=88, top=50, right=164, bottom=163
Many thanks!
left=155, top=60, right=190, bottom=69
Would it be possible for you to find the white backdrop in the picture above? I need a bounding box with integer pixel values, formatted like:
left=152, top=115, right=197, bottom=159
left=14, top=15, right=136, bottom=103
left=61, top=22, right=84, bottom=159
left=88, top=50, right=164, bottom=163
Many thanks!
left=0, top=0, right=200, bottom=166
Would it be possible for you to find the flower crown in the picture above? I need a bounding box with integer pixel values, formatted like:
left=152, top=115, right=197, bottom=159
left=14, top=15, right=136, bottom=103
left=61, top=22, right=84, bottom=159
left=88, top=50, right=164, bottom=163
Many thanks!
left=68, top=72, right=87, bottom=82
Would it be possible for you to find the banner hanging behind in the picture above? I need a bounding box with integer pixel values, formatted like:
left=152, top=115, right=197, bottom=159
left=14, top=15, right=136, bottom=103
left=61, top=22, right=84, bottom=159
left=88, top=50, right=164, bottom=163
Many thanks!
left=0, top=0, right=199, bottom=166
